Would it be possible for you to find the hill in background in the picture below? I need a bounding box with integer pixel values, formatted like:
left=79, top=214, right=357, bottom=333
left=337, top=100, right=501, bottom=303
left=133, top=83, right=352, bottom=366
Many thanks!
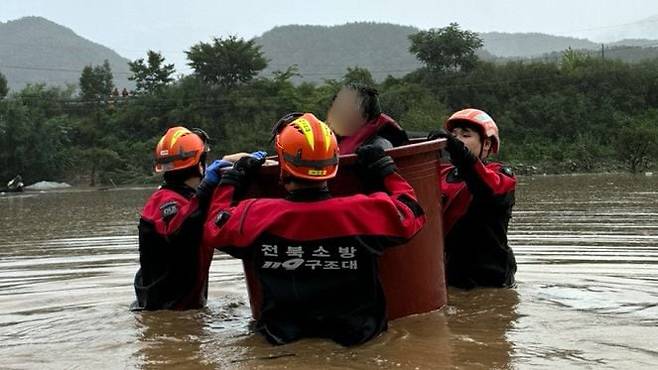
left=4, top=17, right=658, bottom=89
left=0, top=16, right=132, bottom=91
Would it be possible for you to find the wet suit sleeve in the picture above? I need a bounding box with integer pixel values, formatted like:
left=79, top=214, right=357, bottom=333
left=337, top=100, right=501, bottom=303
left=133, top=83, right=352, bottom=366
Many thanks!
left=382, top=172, right=425, bottom=222
left=453, top=155, right=516, bottom=200
left=358, top=172, right=426, bottom=252
left=202, top=183, right=261, bottom=258
left=203, top=174, right=427, bottom=257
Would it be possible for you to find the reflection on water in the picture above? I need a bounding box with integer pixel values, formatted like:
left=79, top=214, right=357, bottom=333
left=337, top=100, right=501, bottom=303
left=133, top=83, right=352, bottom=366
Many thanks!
left=1, top=174, right=657, bottom=369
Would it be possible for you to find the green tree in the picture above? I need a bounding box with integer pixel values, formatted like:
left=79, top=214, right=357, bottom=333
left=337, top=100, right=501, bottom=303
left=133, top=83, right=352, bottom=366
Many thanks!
left=0, top=85, right=74, bottom=183
left=615, top=113, right=658, bottom=173
left=128, top=50, right=175, bottom=94
left=560, top=47, right=591, bottom=72
left=9, top=29, right=658, bottom=184
left=409, top=23, right=483, bottom=73
left=79, top=60, right=114, bottom=101
left=78, top=147, right=122, bottom=187
left=0, top=71, right=7, bottom=99
left=186, top=36, right=267, bottom=87
left=342, top=66, right=376, bottom=86
left=78, top=61, right=116, bottom=185
left=379, top=80, right=448, bottom=132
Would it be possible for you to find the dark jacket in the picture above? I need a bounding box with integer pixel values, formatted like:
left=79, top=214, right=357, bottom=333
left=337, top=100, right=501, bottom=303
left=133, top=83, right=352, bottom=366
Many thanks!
left=439, top=159, right=517, bottom=289
left=202, top=172, right=426, bottom=346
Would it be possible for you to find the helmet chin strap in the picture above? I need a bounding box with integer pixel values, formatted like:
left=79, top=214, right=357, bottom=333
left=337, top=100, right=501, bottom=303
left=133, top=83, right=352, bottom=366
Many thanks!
left=478, top=141, right=491, bottom=162
left=478, top=148, right=488, bottom=161
left=478, top=137, right=492, bottom=161
left=199, top=162, right=206, bottom=177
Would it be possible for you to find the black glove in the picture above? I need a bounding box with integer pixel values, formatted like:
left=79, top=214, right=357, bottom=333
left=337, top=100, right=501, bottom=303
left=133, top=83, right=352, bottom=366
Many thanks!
left=356, top=145, right=397, bottom=178
left=219, top=155, right=265, bottom=188
left=427, top=128, right=449, bottom=140
left=234, top=155, right=265, bottom=174
left=427, top=129, right=475, bottom=166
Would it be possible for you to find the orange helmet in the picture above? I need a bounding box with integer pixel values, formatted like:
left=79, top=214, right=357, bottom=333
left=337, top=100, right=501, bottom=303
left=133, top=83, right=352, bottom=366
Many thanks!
left=273, top=112, right=339, bottom=181
left=154, top=126, right=209, bottom=173
left=446, top=108, right=500, bottom=154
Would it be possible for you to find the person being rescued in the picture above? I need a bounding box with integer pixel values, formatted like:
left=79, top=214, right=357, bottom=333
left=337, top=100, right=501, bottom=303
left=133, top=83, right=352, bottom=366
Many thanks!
left=428, top=108, right=517, bottom=289
left=131, top=125, right=265, bottom=311
left=202, top=112, right=426, bottom=346
left=326, top=83, right=408, bottom=154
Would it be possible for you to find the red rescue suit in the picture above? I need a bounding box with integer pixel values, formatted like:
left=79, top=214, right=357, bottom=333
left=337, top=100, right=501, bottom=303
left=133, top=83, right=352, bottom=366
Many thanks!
left=131, top=183, right=214, bottom=310
left=202, top=173, right=425, bottom=346
left=440, top=160, right=517, bottom=289
left=337, top=114, right=408, bottom=154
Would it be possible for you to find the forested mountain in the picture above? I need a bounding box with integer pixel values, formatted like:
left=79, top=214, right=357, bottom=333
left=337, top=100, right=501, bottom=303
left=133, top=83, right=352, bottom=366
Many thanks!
left=0, top=17, right=132, bottom=90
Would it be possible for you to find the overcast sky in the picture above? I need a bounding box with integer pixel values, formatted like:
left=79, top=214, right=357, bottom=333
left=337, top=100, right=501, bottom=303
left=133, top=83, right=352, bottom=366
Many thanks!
left=3, top=0, right=658, bottom=72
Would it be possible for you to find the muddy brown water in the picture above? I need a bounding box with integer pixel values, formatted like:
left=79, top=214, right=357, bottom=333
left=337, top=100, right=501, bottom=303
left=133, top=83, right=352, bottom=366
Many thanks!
left=1, top=174, right=657, bottom=369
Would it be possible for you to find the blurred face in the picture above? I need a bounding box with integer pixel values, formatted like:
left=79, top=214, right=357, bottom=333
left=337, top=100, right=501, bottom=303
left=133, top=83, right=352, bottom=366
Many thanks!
left=326, top=88, right=366, bottom=136
left=450, top=125, right=492, bottom=159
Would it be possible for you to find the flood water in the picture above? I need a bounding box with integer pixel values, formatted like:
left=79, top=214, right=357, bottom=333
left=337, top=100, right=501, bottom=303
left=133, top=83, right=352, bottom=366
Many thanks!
left=1, top=174, right=657, bottom=369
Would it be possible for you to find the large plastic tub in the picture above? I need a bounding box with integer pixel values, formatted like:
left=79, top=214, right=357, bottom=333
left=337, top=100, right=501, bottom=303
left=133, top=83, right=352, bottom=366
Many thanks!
left=242, top=138, right=447, bottom=320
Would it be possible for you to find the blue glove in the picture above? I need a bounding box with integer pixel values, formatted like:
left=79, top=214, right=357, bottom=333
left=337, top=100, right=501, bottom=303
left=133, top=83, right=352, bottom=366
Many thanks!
left=203, top=159, right=232, bottom=186
left=250, top=151, right=267, bottom=161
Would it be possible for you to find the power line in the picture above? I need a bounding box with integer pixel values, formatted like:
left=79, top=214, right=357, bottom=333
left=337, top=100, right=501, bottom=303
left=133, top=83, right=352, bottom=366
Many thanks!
left=0, top=64, right=133, bottom=76
left=6, top=65, right=654, bottom=107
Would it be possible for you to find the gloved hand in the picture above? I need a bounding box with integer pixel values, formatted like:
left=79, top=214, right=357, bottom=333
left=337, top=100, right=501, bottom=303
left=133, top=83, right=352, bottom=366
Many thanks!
left=427, top=129, right=474, bottom=166
left=220, top=153, right=266, bottom=187
left=249, top=151, right=268, bottom=161
left=234, top=154, right=265, bottom=174
left=427, top=128, right=450, bottom=141
left=202, top=159, right=232, bottom=187
left=356, top=145, right=397, bottom=178
left=196, top=159, right=232, bottom=201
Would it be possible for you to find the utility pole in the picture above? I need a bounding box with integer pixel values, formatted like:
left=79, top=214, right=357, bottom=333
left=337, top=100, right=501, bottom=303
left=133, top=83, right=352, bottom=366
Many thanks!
left=601, top=44, right=605, bottom=60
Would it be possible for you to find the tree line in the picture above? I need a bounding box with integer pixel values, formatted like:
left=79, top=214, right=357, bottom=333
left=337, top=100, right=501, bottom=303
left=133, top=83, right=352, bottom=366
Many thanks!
left=1, top=23, right=657, bottom=186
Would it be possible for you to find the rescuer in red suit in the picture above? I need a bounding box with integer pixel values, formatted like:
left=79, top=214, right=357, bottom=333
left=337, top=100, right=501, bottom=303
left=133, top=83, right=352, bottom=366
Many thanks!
left=131, top=125, right=265, bottom=311
left=429, top=108, right=517, bottom=289
left=202, top=112, right=426, bottom=346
